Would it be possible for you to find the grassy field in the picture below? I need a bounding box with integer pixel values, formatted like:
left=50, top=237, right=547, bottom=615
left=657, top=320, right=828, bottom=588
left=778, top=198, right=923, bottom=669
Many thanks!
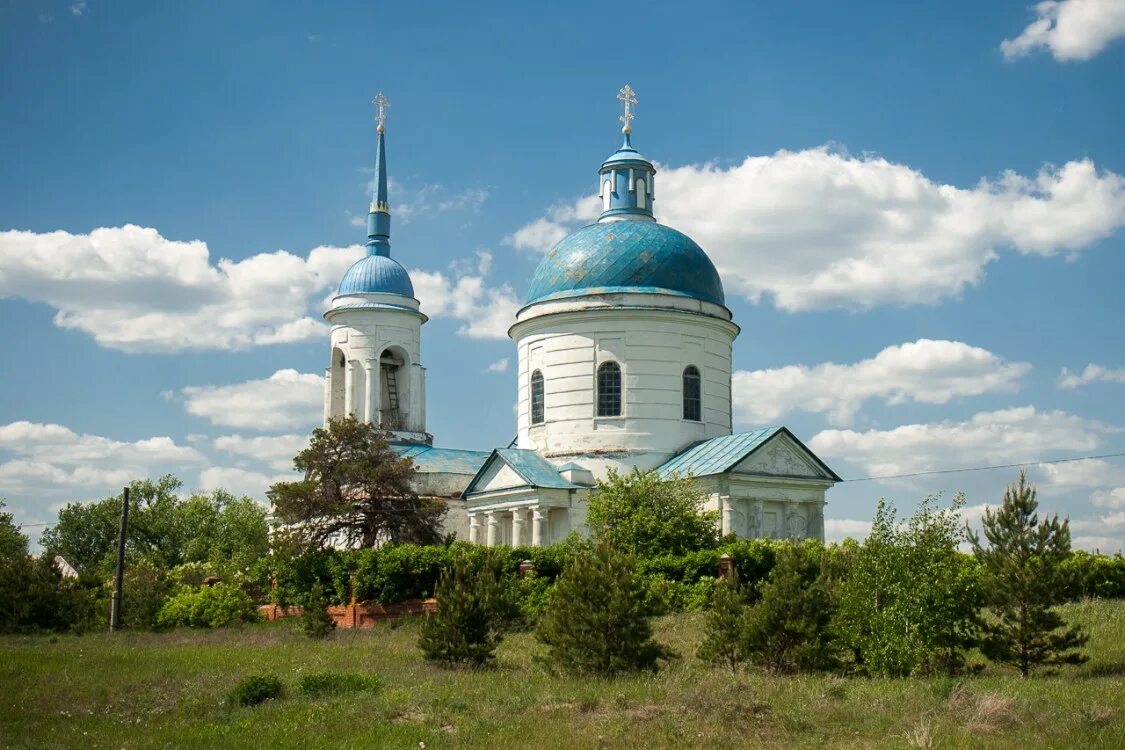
left=1, top=600, right=1123, bottom=749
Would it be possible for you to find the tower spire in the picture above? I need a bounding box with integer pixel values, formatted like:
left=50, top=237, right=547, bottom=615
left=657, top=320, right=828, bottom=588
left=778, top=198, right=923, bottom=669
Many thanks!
left=367, top=92, right=391, bottom=257
left=598, top=84, right=655, bottom=222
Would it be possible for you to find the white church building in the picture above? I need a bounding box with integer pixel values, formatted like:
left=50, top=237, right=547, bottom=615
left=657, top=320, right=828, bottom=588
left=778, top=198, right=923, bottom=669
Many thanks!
left=322, top=88, right=839, bottom=547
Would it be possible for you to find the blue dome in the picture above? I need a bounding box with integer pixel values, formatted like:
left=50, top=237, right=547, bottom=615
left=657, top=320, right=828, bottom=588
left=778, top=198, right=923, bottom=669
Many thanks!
left=337, top=254, right=415, bottom=297
left=525, top=221, right=725, bottom=306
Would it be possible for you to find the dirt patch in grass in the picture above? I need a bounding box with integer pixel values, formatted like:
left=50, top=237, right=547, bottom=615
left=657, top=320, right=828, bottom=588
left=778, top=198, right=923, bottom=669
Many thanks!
left=947, top=685, right=1018, bottom=733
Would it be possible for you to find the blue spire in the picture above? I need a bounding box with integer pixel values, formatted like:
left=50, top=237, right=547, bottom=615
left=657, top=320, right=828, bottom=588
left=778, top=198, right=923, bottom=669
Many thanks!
left=366, top=93, right=392, bottom=257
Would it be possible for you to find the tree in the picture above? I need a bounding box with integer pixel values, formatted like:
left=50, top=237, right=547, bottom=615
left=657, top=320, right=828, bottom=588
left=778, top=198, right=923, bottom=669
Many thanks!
left=418, top=553, right=515, bottom=667
left=536, top=541, right=673, bottom=676
left=969, top=472, right=1088, bottom=677
left=586, top=468, right=718, bottom=557
left=0, top=500, right=27, bottom=561
left=742, top=542, right=836, bottom=674
left=833, top=495, right=982, bottom=676
left=269, top=417, right=444, bottom=548
left=300, top=582, right=336, bottom=639
left=696, top=572, right=747, bottom=671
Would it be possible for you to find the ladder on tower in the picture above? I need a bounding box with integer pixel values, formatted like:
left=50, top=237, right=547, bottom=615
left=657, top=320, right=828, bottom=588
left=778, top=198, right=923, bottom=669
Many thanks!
left=384, top=367, right=400, bottom=413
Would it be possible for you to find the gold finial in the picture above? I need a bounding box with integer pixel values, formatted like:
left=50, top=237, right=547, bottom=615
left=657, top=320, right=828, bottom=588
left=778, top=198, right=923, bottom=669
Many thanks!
left=617, top=84, right=637, bottom=134
left=373, top=92, right=390, bottom=133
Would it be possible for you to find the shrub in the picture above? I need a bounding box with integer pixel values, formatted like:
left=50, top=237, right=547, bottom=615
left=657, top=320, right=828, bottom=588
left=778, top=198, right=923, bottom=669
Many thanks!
left=641, top=575, right=715, bottom=614
left=300, top=582, right=336, bottom=639
left=510, top=574, right=553, bottom=623
left=742, top=542, right=836, bottom=674
left=697, top=574, right=747, bottom=671
left=536, top=541, right=674, bottom=676
left=156, top=582, right=258, bottom=629
left=418, top=553, right=515, bottom=667
left=587, top=468, right=718, bottom=556
left=119, top=562, right=173, bottom=631
left=229, top=674, right=283, bottom=707
left=298, top=671, right=381, bottom=698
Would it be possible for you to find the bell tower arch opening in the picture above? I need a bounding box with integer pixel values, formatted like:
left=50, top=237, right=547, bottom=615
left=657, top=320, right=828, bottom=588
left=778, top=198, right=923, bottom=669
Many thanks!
left=379, top=346, right=410, bottom=431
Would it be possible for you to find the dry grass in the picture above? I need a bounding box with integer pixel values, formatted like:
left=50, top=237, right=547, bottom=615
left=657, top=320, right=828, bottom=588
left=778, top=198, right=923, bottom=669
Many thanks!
left=0, top=600, right=1123, bottom=748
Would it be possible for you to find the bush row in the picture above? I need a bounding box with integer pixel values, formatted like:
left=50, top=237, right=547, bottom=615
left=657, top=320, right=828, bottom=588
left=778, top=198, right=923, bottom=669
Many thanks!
left=271, top=539, right=1125, bottom=608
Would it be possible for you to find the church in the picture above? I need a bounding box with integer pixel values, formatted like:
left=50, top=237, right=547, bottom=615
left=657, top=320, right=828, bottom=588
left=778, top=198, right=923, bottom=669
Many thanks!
left=322, top=87, right=839, bottom=547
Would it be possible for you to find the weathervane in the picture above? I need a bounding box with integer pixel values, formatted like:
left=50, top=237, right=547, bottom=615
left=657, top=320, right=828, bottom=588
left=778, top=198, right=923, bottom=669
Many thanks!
left=373, top=92, right=390, bottom=133
left=617, top=84, right=637, bottom=134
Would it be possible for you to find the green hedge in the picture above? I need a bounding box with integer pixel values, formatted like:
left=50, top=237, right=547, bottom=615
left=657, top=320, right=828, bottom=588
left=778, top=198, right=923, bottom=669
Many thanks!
left=270, top=540, right=1125, bottom=609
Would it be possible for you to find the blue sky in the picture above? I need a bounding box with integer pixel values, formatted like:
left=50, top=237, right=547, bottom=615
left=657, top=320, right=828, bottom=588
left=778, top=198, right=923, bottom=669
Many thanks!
left=2, top=0, right=1125, bottom=550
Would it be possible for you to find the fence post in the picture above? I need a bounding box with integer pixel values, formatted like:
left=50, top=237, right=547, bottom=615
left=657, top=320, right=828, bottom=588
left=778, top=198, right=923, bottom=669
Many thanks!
left=109, top=486, right=130, bottom=632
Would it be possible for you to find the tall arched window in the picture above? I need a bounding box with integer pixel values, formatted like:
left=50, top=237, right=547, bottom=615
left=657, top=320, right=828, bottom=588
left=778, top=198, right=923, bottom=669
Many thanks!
left=682, top=365, right=701, bottom=421
left=602, top=178, right=613, bottom=211
left=530, top=370, right=545, bottom=425
left=597, top=361, right=622, bottom=417
left=636, top=178, right=647, bottom=209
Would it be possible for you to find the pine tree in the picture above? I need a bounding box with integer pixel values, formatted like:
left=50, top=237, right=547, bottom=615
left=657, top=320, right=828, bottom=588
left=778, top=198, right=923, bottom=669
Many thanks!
left=696, top=572, right=747, bottom=671
left=536, top=541, right=673, bottom=676
left=742, top=543, right=835, bottom=674
left=418, top=554, right=513, bottom=667
left=969, top=471, right=1088, bottom=677
left=300, top=582, right=336, bottom=639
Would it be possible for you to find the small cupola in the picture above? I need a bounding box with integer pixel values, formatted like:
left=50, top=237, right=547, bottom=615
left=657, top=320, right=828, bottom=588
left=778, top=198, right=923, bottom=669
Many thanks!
left=597, top=84, right=656, bottom=222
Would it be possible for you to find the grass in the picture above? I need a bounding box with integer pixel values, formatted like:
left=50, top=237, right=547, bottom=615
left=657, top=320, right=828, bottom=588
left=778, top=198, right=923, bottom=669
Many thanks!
left=1, top=599, right=1123, bottom=749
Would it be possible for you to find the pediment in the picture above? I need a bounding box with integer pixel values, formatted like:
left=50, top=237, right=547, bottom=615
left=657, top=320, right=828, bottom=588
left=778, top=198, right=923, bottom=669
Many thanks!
left=732, top=434, right=832, bottom=480
left=470, top=459, right=528, bottom=494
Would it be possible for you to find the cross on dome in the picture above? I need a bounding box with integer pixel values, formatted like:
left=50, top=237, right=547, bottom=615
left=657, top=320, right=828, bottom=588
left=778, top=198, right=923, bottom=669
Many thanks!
left=617, top=84, right=637, bottom=134
left=373, top=92, right=390, bottom=133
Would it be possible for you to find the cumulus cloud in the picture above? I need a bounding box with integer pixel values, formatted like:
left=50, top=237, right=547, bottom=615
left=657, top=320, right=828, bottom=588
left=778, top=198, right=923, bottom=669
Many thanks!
left=508, top=149, right=1125, bottom=311
left=0, top=225, right=362, bottom=352
left=484, top=358, right=510, bottom=374
left=1001, top=0, right=1125, bottom=61
left=1092, top=486, right=1125, bottom=509
left=1059, top=363, right=1125, bottom=388
left=178, top=369, right=325, bottom=431
left=198, top=466, right=288, bottom=501
left=412, top=252, right=521, bottom=340
left=1036, top=458, right=1125, bottom=489
left=733, top=339, right=1030, bottom=425
left=809, top=406, right=1105, bottom=478
left=212, top=434, right=308, bottom=471
left=824, top=518, right=872, bottom=542
left=0, top=421, right=205, bottom=496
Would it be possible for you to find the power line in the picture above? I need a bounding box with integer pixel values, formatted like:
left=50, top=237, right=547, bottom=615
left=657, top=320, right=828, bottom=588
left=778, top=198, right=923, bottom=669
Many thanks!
left=841, top=451, right=1125, bottom=483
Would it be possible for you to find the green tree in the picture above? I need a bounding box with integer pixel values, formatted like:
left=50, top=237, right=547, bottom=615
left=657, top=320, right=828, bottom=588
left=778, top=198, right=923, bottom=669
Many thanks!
left=586, top=468, right=718, bottom=557
left=536, top=541, right=673, bottom=676
left=742, top=542, right=836, bottom=674
left=418, top=553, right=514, bottom=667
left=833, top=495, right=982, bottom=676
left=969, top=472, right=1088, bottom=677
left=696, top=572, right=747, bottom=671
left=300, top=582, right=336, bottom=639
left=0, top=500, right=27, bottom=561
left=269, top=417, right=444, bottom=548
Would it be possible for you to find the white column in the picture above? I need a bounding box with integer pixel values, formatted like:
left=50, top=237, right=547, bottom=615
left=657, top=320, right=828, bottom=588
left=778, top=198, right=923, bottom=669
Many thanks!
left=344, top=360, right=356, bottom=418
left=531, top=507, right=544, bottom=547
left=468, top=515, right=481, bottom=545
left=322, top=367, right=332, bottom=425
left=410, top=364, right=426, bottom=434
left=485, top=512, right=498, bottom=547
left=363, top=360, right=377, bottom=425
left=721, top=497, right=733, bottom=537
left=512, top=508, right=527, bottom=547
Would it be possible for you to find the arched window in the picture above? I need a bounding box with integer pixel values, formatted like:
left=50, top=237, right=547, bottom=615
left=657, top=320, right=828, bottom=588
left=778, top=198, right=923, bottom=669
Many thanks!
left=682, top=365, right=701, bottom=421
left=597, top=361, right=622, bottom=417
left=602, top=178, right=613, bottom=211
left=530, top=370, right=545, bottom=425
left=636, top=178, right=647, bottom=209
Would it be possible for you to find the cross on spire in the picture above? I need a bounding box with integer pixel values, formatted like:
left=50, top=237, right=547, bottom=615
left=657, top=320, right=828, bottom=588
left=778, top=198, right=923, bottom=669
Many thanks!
left=373, top=92, right=390, bottom=133
left=617, top=84, right=637, bottom=134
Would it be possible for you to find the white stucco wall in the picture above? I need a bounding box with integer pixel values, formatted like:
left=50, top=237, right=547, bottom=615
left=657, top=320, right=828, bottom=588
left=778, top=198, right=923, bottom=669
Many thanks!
left=511, top=293, right=738, bottom=478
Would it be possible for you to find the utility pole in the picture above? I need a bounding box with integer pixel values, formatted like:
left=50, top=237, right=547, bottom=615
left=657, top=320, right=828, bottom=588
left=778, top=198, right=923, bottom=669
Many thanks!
left=109, top=486, right=129, bottom=632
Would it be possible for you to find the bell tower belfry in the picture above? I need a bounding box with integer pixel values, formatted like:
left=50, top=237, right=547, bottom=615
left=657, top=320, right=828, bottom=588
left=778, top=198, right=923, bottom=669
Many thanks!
left=323, top=93, right=430, bottom=444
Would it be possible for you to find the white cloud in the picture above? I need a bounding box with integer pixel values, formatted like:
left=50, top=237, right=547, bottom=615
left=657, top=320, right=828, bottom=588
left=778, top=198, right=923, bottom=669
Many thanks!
left=197, top=466, right=288, bottom=501
left=212, top=434, right=308, bottom=471
left=1059, top=363, right=1125, bottom=388
left=0, top=421, right=205, bottom=496
left=70, top=1, right=86, bottom=16
left=1073, top=535, right=1125, bottom=553
left=0, top=225, right=362, bottom=352
left=1001, top=0, right=1125, bottom=61
left=824, top=518, right=871, bottom=542
left=178, top=369, right=324, bottom=431
left=1092, top=486, right=1125, bottom=509
left=733, top=339, right=1029, bottom=425
left=1037, top=458, right=1125, bottom=489
left=508, top=149, right=1125, bottom=311
left=411, top=263, right=521, bottom=340
left=484, top=358, right=510, bottom=374
left=809, top=406, right=1105, bottom=478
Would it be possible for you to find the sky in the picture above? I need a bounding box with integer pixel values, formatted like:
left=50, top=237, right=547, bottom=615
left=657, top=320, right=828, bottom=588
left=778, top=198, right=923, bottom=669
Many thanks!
left=2, top=0, right=1125, bottom=551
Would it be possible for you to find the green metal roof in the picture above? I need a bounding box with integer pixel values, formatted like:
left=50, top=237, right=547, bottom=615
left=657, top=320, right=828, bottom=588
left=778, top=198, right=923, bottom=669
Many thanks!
left=392, top=443, right=491, bottom=475
left=655, top=427, right=841, bottom=481
left=463, top=448, right=581, bottom=497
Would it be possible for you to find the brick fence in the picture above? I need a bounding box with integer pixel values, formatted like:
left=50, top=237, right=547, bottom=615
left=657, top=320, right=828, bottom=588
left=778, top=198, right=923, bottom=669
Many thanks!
left=258, top=598, right=437, bottom=629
